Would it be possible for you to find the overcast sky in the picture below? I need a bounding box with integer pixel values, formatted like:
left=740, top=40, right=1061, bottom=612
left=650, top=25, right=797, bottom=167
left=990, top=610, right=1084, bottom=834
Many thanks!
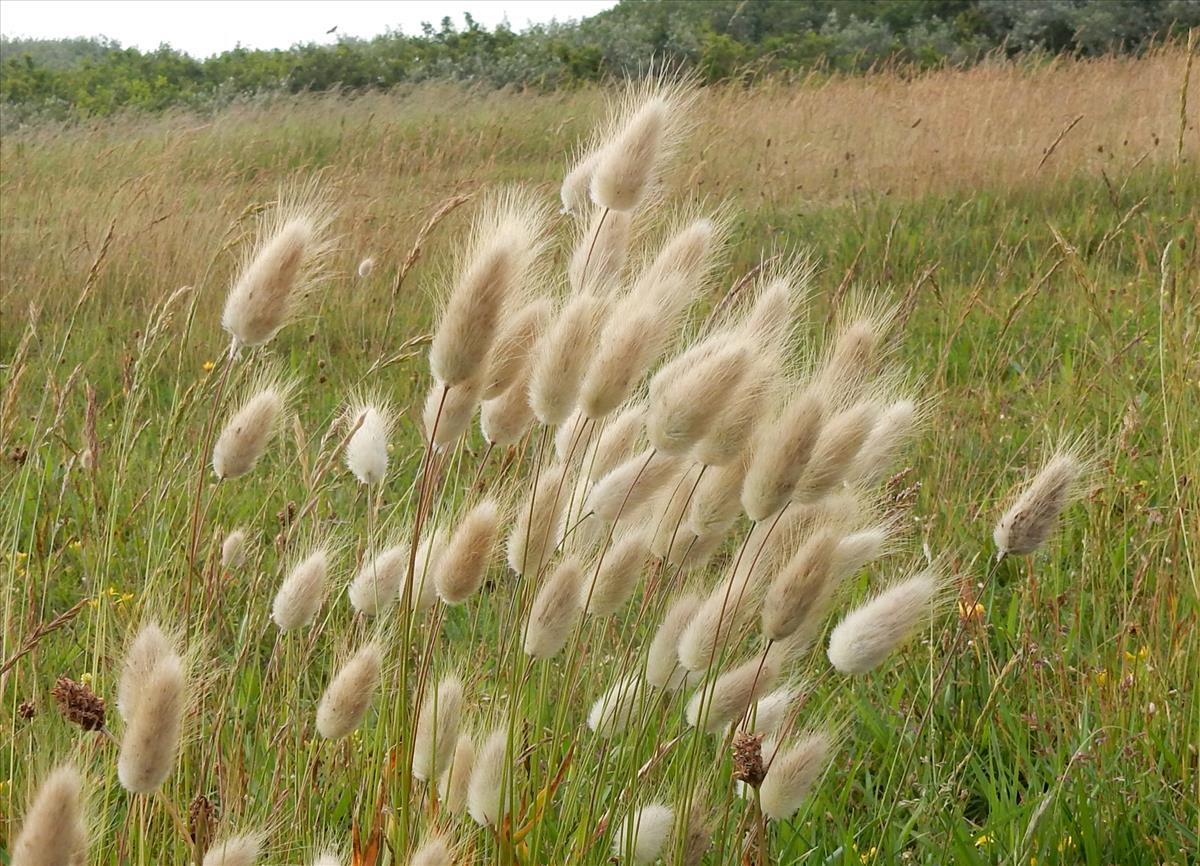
left=0, top=1, right=618, bottom=57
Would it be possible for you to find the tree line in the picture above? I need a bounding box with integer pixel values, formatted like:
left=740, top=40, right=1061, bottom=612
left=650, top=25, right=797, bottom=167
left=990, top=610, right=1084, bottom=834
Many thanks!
left=3, top=0, right=1197, bottom=124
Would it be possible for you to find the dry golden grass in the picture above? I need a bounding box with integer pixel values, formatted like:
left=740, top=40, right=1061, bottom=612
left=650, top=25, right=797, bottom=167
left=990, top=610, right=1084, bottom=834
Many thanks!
left=1, top=47, right=1193, bottom=329
left=706, top=47, right=1191, bottom=204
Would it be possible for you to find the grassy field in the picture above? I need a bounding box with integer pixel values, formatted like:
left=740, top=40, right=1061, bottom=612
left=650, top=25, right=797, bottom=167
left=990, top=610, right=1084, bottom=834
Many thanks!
left=1, top=47, right=1197, bottom=865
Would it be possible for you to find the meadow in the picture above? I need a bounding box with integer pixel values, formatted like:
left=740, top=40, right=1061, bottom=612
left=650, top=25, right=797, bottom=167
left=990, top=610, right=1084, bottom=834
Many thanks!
left=1, top=45, right=1197, bottom=866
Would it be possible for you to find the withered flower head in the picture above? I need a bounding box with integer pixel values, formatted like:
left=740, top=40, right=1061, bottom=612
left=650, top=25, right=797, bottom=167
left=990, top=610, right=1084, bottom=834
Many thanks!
left=52, top=676, right=106, bottom=731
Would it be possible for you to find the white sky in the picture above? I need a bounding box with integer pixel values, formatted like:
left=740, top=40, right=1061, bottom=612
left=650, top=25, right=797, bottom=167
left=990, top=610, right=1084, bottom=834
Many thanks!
left=0, top=0, right=618, bottom=57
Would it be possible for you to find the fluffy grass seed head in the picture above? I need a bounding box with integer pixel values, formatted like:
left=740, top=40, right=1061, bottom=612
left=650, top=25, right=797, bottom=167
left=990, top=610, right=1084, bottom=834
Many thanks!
left=631, top=214, right=724, bottom=309
left=584, top=527, right=651, bottom=616
left=681, top=801, right=714, bottom=866
left=734, top=260, right=810, bottom=343
left=686, top=457, right=747, bottom=539
left=481, top=376, right=536, bottom=447
left=117, top=622, right=173, bottom=723
left=613, top=802, right=675, bottom=865
left=524, top=557, right=585, bottom=659
left=677, top=567, right=763, bottom=673
left=316, top=642, right=383, bottom=739
left=847, top=398, right=920, bottom=486
left=117, top=652, right=186, bottom=793
left=590, top=76, right=694, bottom=212
left=435, top=499, right=501, bottom=604
left=813, top=294, right=897, bottom=396
left=357, top=256, right=375, bottom=278
left=579, top=297, right=667, bottom=420
left=587, top=674, right=645, bottom=737
left=690, top=261, right=804, bottom=466
left=212, top=373, right=296, bottom=480
left=831, top=525, right=890, bottom=581
left=793, top=399, right=880, bottom=503
left=412, top=675, right=465, bottom=782
left=827, top=566, right=949, bottom=674
left=12, top=764, right=88, bottom=866
left=649, top=461, right=700, bottom=559
left=221, top=182, right=334, bottom=350
left=201, top=833, right=264, bottom=866
left=569, top=205, right=633, bottom=295
left=762, top=526, right=841, bottom=642
left=728, top=497, right=852, bottom=593
left=561, top=146, right=600, bottom=216
left=647, top=336, right=753, bottom=455
left=344, top=401, right=393, bottom=485
left=467, top=727, right=511, bottom=827
left=423, top=374, right=484, bottom=451
left=691, top=356, right=776, bottom=468
left=484, top=296, right=552, bottom=400
left=744, top=686, right=794, bottom=739
left=408, top=835, right=455, bottom=866
left=554, top=409, right=589, bottom=462
left=685, top=651, right=781, bottom=733
left=407, top=530, right=446, bottom=613
left=741, top=388, right=825, bottom=522
left=507, top=467, right=568, bottom=577
left=348, top=542, right=408, bottom=617
left=221, top=529, right=249, bottom=569
left=759, top=730, right=833, bottom=820
left=429, top=189, right=547, bottom=386
left=530, top=292, right=605, bottom=426
left=273, top=546, right=331, bottom=631
left=646, top=592, right=702, bottom=689
left=586, top=449, right=684, bottom=524
left=439, top=732, right=476, bottom=814
left=588, top=403, right=646, bottom=481
left=994, top=445, right=1091, bottom=557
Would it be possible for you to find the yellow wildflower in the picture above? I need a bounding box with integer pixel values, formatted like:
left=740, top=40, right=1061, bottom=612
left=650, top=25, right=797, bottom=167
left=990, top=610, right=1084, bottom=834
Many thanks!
left=202, top=360, right=216, bottom=372
left=959, top=599, right=985, bottom=621
left=1124, top=646, right=1149, bottom=663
